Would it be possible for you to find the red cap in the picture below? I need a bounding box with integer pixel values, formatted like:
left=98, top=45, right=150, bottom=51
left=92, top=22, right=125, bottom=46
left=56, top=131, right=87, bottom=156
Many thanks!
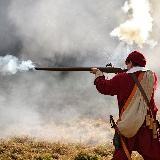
left=125, top=51, right=146, bottom=67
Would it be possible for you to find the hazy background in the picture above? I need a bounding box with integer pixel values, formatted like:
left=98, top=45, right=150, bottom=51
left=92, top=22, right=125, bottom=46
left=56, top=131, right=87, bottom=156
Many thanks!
left=0, top=0, right=159, bottom=144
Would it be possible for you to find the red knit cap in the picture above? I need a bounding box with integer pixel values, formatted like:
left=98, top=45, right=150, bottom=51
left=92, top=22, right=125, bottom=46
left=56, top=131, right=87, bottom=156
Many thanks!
left=125, top=51, right=146, bottom=67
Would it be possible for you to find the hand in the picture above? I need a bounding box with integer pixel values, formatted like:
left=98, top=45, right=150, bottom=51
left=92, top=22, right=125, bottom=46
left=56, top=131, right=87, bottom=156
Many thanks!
left=90, top=68, right=99, bottom=74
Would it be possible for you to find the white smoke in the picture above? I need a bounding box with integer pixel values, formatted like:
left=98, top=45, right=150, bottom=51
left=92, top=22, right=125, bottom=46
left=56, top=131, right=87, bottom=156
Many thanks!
left=8, top=0, right=118, bottom=61
left=110, top=0, right=157, bottom=48
left=0, top=0, right=159, bottom=144
left=0, top=55, right=35, bottom=75
left=2, top=118, right=113, bottom=144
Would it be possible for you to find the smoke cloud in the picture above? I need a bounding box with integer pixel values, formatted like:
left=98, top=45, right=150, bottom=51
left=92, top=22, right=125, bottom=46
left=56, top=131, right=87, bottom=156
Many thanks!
left=0, top=55, right=35, bottom=75
left=110, top=0, right=157, bottom=48
left=0, top=0, right=159, bottom=144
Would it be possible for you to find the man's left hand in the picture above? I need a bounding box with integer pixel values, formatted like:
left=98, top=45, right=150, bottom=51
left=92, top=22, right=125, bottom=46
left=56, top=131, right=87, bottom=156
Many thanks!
left=90, top=68, right=99, bottom=74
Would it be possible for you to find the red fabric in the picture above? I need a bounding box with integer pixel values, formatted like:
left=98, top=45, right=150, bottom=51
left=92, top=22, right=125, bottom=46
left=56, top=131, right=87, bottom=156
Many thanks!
left=94, top=71, right=158, bottom=116
left=112, top=126, right=160, bottom=160
left=94, top=71, right=160, bottom=159
left=125, top=51, right=146, bottom=67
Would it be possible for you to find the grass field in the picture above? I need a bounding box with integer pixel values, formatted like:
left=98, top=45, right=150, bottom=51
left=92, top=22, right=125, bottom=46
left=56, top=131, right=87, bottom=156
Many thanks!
left=0, top=137, right=143, bottom=160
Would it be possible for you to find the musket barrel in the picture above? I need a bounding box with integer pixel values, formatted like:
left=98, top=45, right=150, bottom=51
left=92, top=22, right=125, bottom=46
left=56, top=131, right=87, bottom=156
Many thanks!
left=35, top=67, right=91, bottom=71
left=35, top=67, right=127, bottom=73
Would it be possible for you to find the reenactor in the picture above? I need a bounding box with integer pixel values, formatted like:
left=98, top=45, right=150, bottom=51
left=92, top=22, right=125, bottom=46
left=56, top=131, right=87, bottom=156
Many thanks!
left=91, top=51, right=160, bottom=160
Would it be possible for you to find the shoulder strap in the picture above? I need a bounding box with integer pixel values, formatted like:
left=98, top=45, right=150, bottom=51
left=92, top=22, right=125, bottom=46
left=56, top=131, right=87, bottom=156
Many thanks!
left=129, top=73, right=150, bottom=107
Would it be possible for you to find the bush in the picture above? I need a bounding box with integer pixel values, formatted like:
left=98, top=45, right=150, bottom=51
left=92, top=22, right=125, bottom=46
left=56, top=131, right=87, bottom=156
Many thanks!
left=36, top=153, right=53, bottom=160
left=74, top=152, right=99, bottom=160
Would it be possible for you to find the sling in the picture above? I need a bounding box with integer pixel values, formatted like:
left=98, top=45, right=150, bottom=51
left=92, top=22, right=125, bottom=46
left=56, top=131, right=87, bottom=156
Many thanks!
left=129, top=73, right=151, bottom=109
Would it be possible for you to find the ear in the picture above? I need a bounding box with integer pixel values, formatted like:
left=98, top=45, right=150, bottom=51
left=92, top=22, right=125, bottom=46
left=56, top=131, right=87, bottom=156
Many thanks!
left=130, top=61, right=133, bottom=68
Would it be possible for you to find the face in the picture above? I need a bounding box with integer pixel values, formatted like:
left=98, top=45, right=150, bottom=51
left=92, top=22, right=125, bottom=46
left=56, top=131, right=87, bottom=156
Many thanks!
left=126, top=61, right=133, bottom=70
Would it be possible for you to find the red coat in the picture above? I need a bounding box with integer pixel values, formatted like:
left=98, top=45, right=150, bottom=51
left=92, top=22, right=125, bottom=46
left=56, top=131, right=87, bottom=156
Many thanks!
left=94, top=71, right=158, bottom=117
left=94, top=71, right=160, bottom=160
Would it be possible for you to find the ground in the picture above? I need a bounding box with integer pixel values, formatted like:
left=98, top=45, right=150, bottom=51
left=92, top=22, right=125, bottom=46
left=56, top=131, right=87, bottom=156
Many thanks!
left=0, top=137, right=143, bottom=160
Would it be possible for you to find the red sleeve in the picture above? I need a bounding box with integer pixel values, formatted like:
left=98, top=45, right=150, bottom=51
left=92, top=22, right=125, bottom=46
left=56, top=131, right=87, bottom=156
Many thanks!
left=94, top=74, right=120, bottom=96
left=152, top=72, right=158, bottom=113
left=153, top=72, right=158, bottom=90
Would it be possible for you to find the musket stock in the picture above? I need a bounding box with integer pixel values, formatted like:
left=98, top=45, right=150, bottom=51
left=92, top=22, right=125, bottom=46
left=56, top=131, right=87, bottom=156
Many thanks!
left=35, top=67, right=127, bottom=73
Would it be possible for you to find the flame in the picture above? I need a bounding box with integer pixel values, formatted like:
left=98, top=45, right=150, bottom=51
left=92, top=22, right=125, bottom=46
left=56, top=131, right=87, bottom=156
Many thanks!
left=110, top=0, right=157, bottom=48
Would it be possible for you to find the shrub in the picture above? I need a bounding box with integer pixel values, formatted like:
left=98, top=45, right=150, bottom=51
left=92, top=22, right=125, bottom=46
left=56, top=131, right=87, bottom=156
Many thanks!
left=74, top=152, right=99, bottom=160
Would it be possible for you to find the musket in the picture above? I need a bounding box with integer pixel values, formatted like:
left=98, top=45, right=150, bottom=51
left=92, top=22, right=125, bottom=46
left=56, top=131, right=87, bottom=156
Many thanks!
left=35, top=63, right=127, bottom=73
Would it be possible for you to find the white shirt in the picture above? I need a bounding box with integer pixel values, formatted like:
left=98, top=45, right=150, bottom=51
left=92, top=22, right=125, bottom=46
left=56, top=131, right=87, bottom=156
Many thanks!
left=126, top=66, right=148, bottom=74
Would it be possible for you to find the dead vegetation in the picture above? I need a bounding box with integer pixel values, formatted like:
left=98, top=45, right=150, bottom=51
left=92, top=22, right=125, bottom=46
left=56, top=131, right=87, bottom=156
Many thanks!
left=0, top=137, right=144, bottom=160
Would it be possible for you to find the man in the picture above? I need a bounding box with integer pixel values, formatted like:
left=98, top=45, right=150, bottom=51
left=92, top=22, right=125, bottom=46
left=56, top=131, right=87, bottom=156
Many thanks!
left=91, top=51, right=160, bottom=160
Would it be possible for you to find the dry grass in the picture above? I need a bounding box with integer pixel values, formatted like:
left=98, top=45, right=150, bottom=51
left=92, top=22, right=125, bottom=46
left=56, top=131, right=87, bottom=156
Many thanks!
left=0, top=137, right=144, bottom=160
